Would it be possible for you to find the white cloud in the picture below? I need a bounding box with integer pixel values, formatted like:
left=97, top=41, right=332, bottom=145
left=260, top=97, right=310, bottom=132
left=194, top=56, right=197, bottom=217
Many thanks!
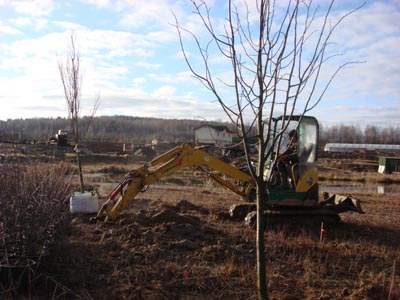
left=118, top=1, right=176, bottom=29
left=0, top=24, right=22, bottom=35
left=132, top=77, right=146, bottom=86
left=79, top=0, right=110, bottom=8
left=9, top=17, right=33, bottom=27
left=10, top=0, right=55, bottom=16
left=148, top=71, right=193, bottom=84
left=152, top=85, right=176, bottom=98
left=74, top=30, right=156, bottom=59
left=331, top=2, right=400, bottom=50
left=2, top=32, right=65, bottom=60
left=53, top=21, right=86, bottom=31
left=34, top=18, right=49, bottom=31
left=316, top=2, right=400, bottom=104
left=94, top=63, right=129, bottom=81
left=136, top=61, right=161, bottom=70
left=97, top=94, right=225, bottom=121
left=315, top=100, right=400, bottom=127
left=0, top=71, right=66, bottom=120
left=0, top=29, right=144, bottom=119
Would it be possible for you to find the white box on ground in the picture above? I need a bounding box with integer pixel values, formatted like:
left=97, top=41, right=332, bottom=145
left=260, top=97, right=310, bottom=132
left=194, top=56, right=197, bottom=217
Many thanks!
left=70, top=191, right=99, bottom=213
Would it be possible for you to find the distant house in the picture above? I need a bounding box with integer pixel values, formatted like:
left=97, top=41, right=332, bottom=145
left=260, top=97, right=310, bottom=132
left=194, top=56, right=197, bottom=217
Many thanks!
left=195, top=124, right=235, bottom=147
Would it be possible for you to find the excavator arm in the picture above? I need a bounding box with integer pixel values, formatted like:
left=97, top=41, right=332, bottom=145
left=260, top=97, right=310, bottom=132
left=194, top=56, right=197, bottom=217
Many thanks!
left=97, top=143, right=255, bottom=221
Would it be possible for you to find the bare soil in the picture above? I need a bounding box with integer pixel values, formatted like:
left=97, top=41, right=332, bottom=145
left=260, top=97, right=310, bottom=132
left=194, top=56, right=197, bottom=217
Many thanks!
left=38, top=187, right=399, bottom=300
left=2, top=145, right=399, bottom=300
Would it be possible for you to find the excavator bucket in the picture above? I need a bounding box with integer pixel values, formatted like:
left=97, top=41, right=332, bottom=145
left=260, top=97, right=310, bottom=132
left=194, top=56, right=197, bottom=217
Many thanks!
left=320, top=193, right=364, bottom=214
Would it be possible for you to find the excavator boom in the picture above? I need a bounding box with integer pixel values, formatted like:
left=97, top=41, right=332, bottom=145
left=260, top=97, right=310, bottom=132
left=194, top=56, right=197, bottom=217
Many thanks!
left=97, top=143, right=255, bottom=220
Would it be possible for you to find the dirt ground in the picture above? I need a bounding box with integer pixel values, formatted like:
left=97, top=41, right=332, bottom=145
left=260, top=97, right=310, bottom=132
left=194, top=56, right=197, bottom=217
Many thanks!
left=35, top=187, right=399, bottom=300
left=2, top=144, right=399, bottom=300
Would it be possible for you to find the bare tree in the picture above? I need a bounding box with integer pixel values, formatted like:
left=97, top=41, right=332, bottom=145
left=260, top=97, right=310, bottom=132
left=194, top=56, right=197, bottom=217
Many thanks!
left=58, top=32, right=100, bottom=193
left=174, top=1, right=362, bottom=299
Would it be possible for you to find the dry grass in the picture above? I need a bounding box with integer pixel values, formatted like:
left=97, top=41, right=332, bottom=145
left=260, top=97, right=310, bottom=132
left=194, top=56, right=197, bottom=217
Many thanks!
left=35, top=183, right=398, bottom=300
left=1, top=157, right=399, bottom=299
left=319, top=171, right=400, bottom=184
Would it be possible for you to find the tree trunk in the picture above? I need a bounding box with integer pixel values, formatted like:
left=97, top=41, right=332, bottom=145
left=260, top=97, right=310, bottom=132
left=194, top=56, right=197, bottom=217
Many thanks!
left=256, top=181, right=268, bottom=300
left=76, top=145, right=84, bottom=193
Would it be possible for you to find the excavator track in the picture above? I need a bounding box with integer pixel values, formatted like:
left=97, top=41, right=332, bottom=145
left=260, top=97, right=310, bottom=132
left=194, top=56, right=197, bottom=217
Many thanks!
left=243, top=206, right=340, bottom=228
left=231, top=192, right=363, bottom=227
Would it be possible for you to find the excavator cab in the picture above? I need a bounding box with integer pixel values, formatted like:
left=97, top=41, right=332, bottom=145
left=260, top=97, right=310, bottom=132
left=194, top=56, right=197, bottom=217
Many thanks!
left=266, top=115, right=319, bottom=207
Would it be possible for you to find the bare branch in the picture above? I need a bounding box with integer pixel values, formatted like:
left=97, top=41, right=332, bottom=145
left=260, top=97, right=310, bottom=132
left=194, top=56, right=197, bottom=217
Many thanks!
left=58, top=32, right=100, bottom=192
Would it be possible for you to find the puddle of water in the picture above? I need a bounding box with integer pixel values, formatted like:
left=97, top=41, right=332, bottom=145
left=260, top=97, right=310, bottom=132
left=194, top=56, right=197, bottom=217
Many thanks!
left=85, top=173, right=107, bottom=178
left=86, top=173, right=400, bottom=196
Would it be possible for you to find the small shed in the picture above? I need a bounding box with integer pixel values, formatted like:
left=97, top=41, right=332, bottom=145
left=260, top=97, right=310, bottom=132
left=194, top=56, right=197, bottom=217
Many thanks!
left=195, top=124, right=235, bottom=147
left=378, top=156, right=400, bottom=174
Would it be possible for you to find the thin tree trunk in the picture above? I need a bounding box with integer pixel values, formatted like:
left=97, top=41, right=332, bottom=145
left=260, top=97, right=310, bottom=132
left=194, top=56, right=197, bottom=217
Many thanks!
left=76, top=146, right=84, bottom=192
left=59, top=33, right=99, bottom=195
left=256, top=163, right=268, bottom=299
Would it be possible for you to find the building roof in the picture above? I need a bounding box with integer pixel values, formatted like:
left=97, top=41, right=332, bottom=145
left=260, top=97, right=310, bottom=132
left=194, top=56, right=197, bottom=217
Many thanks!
left=324, top=143, right=400, bottom=151
left=195, top=124, right=234, bottom=133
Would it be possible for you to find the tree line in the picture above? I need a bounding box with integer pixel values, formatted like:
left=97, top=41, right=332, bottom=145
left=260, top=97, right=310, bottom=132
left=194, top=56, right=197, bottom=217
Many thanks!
left=0, top=116, right=399, bottom=145
left=0, top=116, right=208, bottom=144
left=320, top=123, right=400, bottom=145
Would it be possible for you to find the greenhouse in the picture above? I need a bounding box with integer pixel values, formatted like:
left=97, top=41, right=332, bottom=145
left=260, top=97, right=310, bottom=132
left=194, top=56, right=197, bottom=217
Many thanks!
left=324, top=143, right=400, bottom=153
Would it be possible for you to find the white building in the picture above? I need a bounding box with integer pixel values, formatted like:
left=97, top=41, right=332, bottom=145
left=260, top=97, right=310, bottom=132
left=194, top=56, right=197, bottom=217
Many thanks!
left=195, top=125, right=235, bottom=147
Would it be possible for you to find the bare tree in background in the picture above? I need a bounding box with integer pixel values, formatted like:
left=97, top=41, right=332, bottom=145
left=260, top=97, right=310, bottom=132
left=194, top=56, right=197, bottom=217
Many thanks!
left=174, top=1, right=363, bottom=299
left=58, top=33, right=100, bottom=193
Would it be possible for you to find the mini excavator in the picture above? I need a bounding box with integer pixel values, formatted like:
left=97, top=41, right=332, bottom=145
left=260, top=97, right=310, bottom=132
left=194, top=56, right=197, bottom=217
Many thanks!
left=97, top=115, right=364, bottom=224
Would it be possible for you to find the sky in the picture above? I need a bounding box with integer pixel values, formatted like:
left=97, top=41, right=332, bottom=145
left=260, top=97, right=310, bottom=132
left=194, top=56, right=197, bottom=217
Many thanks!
left=0, top=0, right=399, bottom=127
